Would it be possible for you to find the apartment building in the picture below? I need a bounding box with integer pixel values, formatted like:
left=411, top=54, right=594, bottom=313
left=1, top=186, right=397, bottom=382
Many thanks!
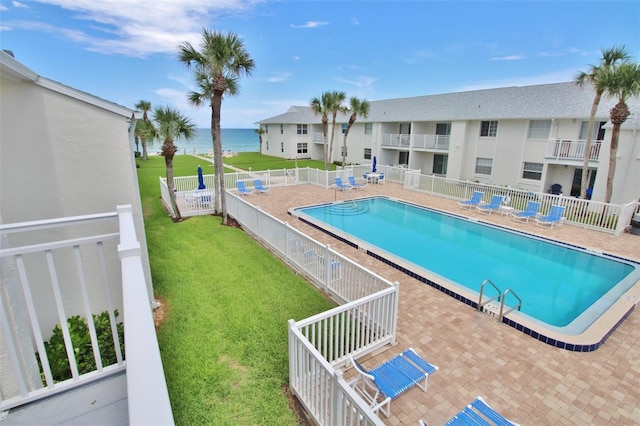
left=257, top=82, right=640, bottom=205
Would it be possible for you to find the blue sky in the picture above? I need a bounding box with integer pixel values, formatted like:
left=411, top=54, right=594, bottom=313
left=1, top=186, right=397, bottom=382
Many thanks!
left=1, top=0, right=639, bottom=128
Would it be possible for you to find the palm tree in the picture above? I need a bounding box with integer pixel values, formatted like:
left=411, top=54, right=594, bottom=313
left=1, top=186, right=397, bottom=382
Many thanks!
left=574, top=46, right=630, bottom=199
left=135, top=100, right=153, bottom=161
left=178, top=29, right=255, bottom=225
left=341, top=97, right=370, bottom=169
left=152, top=105, right=195, bottom=221
left=135, top=119, right=156, bottom=160
left=599, top=62, right=640, bottom=203
left=311, top=93, right=330, bottom=170
left=255, top=127, right=265, bottom=152
left=311, top=91, right=346, bottom=170
left=328, top=91, right=346, bottom=168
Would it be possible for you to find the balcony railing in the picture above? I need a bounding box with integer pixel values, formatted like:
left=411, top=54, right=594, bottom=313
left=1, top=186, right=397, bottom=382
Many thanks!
left=0, top=206, right=173, bottom=424
left=545, top=138, right=602, bottom=161
left=382, top=133, right=450, bottom=151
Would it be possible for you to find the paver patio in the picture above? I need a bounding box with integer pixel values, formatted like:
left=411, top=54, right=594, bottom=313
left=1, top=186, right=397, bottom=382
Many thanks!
left=240, top=182, right=640, bottom=426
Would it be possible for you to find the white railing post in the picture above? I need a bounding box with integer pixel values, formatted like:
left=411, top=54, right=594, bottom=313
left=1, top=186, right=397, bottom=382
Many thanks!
left=117, top=205, right=174, bottom=426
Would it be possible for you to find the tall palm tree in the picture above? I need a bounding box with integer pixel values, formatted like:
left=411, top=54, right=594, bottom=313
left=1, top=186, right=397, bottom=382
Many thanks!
left=311, top=93, right=331, bottom=170
left=327, top=91, right=346, bottom=168
left=599, top=62, right=640, bottom=203
left=135, top=118, right=156, bottom=160
left=135, top=100, right=153, bottom=161
left=341, top=97, right=370, bottom=169
left=574, top=46, right=630, bottom=199
left=152, top=105, right=195, bottom=221
left=178, top=29, right=255, bottom=225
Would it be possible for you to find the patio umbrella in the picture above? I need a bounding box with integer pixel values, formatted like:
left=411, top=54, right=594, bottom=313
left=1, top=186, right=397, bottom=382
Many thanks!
left=197, top=165, right=206, bottom=189
left=372, top=156, right=377, bottom=173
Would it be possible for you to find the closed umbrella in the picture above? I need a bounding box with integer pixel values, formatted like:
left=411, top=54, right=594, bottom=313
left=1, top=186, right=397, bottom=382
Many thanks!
left=197, top=165, right=206, bottom=189
left=372, top=156, right=377, bottom=173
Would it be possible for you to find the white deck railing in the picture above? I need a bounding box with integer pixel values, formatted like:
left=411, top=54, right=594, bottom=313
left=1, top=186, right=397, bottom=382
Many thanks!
left=0, top=206, right=173, bottom=425
left=545, top=138, right=602, bottom=161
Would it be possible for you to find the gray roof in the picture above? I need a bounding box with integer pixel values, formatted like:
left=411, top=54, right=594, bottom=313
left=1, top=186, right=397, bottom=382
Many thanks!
left=257, top=82, right=640, bottom=125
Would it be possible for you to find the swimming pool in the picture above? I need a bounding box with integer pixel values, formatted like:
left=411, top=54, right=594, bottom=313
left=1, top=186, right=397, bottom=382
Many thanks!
left=292, top=197, right=640, bottom=339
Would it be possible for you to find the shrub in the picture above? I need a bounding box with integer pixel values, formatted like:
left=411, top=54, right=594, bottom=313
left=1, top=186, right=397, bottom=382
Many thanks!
left=38, top=310, right=124, bottom=383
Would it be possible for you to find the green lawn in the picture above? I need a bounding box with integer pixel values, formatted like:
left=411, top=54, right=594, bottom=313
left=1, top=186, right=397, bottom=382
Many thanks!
left=223, top=152, right=337, bottom=171
left=137, top=154, right=335, bottom=425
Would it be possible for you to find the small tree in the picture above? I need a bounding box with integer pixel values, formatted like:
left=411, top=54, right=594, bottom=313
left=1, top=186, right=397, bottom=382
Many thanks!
left=135, top=100, right=153, bottom=161
left=341, top=97, right=370, bottom=169
left=153, top=106, right=195, bottom=221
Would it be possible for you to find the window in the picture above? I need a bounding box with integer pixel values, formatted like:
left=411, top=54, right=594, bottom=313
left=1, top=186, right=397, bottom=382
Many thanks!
left=266, top=141, right=269, bottom=150
left=280, top=142, right=284, bottom=153
left=475, top=158, right=493, bottom=175
left=280, top=124, right=283, bottom=134
left=297, top=124, right=307, bottom=135
left=528, top=120, right=551, bottom=139
left=364, top=123, right=373, bottom=134
left=265, top=125, right=268, bottom=134
left=364, top=148, right=372, bottom=160
left=297, top=143, right=308, bottom=154
left=399, top=123, right=411, bottom=134
left=480, top=121, right=498, bottom=137
left=435, top=122, right=451, bottom=136
left=433, top=154, right=448, bottom=175
left=580, top=121, right=606, bottom=140
left=341, top=146, right=348, bottom=157
left=522, top=162, right=543, bottom=180
left=341, top=123, right=348, bottom=134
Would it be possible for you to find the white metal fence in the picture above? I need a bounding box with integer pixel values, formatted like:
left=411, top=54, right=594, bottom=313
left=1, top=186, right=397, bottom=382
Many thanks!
left=0, top=206, right=173, bottom=424
left=225, top=192, right=397, bottom=424
left=404, top=173, right=635, bottom=235
left=161, top=165, right=636, bottom=235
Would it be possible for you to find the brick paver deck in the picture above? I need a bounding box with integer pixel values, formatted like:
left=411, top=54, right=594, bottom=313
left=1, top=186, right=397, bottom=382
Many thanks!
left=241, top=183, right=640, bottom=426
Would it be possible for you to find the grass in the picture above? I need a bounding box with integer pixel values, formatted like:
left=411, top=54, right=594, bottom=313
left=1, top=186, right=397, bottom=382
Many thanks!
left=224, top=152, right=337, bottom=171
left=136, top=154, right=335, bottom=425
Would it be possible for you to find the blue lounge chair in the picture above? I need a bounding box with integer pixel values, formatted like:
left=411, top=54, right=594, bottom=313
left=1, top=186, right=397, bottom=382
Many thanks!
left=348, top=176, right=366, bottom=190
left=477, top=195, right=505, bottom=215
left=536, top=204, right=565, bottom=228
left=512, top=201, right=541, bottom=223
left=458, top=191, right=484, bottom=209
left=253, top=179, right=270, bottom=194
left=442, top=396, right=519, bottom=426
left=349, top=348, right=438, bottom=418
left=236, top=180, right=253, bottom=196
left=334, top=176, right=352, bottom=191
left=377, top=172, right=385, bottom=184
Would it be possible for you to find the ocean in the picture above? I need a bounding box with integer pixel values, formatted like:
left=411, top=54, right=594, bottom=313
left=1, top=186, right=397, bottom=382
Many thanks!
left=172, top=128, right=260, bottom=155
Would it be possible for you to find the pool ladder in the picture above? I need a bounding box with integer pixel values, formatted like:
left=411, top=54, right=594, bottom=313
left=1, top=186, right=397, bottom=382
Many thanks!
left=477, top=279, right=522, bottom=323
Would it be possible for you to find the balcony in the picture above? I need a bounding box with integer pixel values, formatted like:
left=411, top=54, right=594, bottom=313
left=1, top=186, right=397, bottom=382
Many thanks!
left=0, top=206, right=173, bottom=425
left=382, top=134, right=450, bottom=151
left=545, top=138, right=602, bottom=162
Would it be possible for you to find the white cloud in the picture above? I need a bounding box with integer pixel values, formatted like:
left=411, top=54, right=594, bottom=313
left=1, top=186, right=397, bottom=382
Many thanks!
left=290, top=21, right=328, bottom=29
left=266, top=72, right=292, bottom=83
left=16, top=0, right=260, bottom=56
left=12, top=1, right=29, bottom=9
left=350, top=18, right=359, bottom=25
left=490, top=55, right=525, bottom=61
left=335, top=75, right=377, bottom=88
left=0, top=5, right=9, bottom=11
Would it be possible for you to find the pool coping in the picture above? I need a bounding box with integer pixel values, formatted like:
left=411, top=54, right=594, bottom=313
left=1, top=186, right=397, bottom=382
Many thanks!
left=288, top=196, right=640, bottom=352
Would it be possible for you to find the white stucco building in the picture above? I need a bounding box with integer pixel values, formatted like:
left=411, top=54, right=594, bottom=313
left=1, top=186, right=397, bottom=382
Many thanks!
left=1, top=51, right=168, bottom=420
left=257, top=82, right=640, bottom=205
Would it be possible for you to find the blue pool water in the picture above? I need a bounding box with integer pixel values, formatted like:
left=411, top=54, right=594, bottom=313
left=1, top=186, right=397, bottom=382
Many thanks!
left=295, top=197, right=639, bottom=331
